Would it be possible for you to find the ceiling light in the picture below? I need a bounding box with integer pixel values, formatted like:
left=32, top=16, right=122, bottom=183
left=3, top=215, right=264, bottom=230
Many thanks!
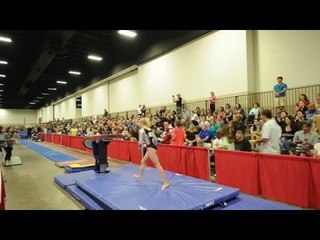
left=0, top=61, right=8, bottom=65
left=118, top=30, right=137, bottom=38
left=88, top=55, right=103, bottom=61
left=41, top=92, right=49, bottom=96
left=0, top=90, right=3, bottom=92
left=29, top=102, right=36, bottom=105
left=0, top=74, right=6, bottom=78
left=36, top=96, right=44, bottom=99
left=33, top=100, right=40, bottom=103
left=0, top=36, right=12, bottom=43
left=0, top=83, right=3, bottom=86
left=48, top=88, right=57, bottom=91
left=68, top=71, right=81, bottom=75
left=56, top=80, right=67, bottom=84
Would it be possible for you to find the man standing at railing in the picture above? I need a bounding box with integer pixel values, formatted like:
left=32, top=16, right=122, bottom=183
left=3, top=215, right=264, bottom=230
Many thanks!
left=274, top=76, right=287, bottom=110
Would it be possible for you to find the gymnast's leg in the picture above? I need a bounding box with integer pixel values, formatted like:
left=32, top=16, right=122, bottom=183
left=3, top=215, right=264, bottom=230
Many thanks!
left=147, top=148, right=169, bottom=190
left=133, top=150, right=149, bottom=180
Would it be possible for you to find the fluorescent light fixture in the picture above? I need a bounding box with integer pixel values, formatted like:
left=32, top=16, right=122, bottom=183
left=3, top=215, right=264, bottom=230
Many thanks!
left=0, top=83, right=3, bottom=86
left=48, top=88, right=57, bottom=91
left=41, top=92, right=49, bottom=96
left=88, top=55, right=103, bottom=61
left=0, top=90, right=3, bottom=92
left=33, top=100, right=40, bottom=103
left=118, top=30, right=137, bottom=38
left=29, top=102, right=36, bottom=105
left=0, top=61, right=8, bottom=65
left=68, top=71, right=81, bottom=75
left=76, top=99, right=81, bottom=102
left=0, top=36, right=12, bottom=43
left=56, top=80, right=67, bottom=84
left=0, top=74, right=6, bottom=78
left=36, top=96, right=44, bottom=99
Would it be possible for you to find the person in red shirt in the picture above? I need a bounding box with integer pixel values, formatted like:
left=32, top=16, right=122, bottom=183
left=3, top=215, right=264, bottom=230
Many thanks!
left=209, top=92, right=217, bottom=115
left=171, top=120, right=186, bottom=146
left=295, top=94, right=310, bottom=111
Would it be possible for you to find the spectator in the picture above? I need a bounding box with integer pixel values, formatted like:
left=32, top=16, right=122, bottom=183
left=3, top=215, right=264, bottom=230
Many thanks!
left=217, top=107, right=226, bottom=122
left=315, top=93, right=320, bottom=114
left=137, top=104, right=142, bottom=117
left=196, top=123, right=211, bottom=147
left=141, top=104, right=146, bottom=116
left=274, top=107, right=282, bottom=123
left=250, top=118, right=262, bottom=136
left=234, top=130, right=252, bottom=152
left=246, top=102, right=260, bottom=124
left=280, top=116, right=296, bottom=154
left=224, top=104, right=233, bottom=123
left=208, top=92, right=217, bottom=115
left=273, top=76, right=287, bottom=109
left=186, top=124, right=198, bottom=146
left=103, top=109, right=108, bottom=117
left=233, top=114, right=246, bottom=135
left=312, top=115, right=320, bottom=135
left=182, top=108, right=190, bottom=127
left=69, top=125, right=78, bottom=136
left=292, top=122, right=318, bottom=156
left=294, top=111, right=306, bottom=131
left=277, top=111, right=288, bottom=132
left=191, top=111, right=200, bottom=126
left=171, top=120, right=185, bottom=146
left=209, top=118, right=220, bottom=139
left=256, top=109, right=282, bottom=154
left=305, top=103, right=316, bottom=123
left=211, top=129, right=223, bottom=153
left=296, top=101, right=308, bottom=116
left=295, top=94, right=310, bottom=111
left=235, top=103, right=246, bottom=120
left=172, top=94, right=182, bottom=113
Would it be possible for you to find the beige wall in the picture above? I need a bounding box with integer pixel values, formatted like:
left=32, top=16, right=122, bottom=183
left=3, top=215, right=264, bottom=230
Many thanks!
left=0, top=109, right=37, bottom=125
left=254, top=30, right=320, bottom=92
left=53, top=97, right=76, bottom=120
left=82, top=84, right=108, bottom=117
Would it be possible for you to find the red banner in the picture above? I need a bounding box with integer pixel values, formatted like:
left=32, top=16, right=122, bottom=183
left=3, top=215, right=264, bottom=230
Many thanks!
left=108, top=140, right=130, bottom=162
left=128, top=142, right=141, bottom=165
left=52, top=134, right=61, bottom=145
left=309, top=158, right=320, bottom=210
left=259, top=153, right=310, bottom=208
left=215, top=150, right=260, bottom=195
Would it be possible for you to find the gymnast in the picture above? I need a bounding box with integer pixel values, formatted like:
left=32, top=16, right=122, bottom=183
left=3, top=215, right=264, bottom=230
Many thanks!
left=134, top=118, right=169, bottom=190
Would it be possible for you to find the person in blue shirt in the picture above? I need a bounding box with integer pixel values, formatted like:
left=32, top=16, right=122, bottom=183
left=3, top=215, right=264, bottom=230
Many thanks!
left=274, top=76, right=288, bottom=109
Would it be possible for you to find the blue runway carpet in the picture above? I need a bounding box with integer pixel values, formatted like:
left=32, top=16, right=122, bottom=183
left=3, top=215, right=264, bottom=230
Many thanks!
left=19, top=140, right=78, bottom=163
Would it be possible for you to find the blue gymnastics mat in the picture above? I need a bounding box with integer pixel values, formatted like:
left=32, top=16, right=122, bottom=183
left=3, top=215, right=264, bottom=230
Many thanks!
left=76, top=164, right=240, bottom=210
left=212, top=194, right=300, bottom=210
left=54, top=170, right=101, bottom=189
left=19, top=140, right=77, bottom=163
left=66, top=185, right=104, bottom=210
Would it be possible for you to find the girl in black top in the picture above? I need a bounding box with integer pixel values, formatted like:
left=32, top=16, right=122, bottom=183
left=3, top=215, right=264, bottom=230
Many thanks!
left=134, top=118, right=169, bottom=190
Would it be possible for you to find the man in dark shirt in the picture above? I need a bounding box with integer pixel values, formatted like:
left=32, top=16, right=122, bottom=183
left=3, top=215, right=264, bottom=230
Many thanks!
left=172, top=94, right=182, bottom=114
left=234, top=130, right=252, bottom=152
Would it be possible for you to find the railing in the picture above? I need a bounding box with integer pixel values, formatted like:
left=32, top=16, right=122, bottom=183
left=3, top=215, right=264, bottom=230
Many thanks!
left=41, top=84, right=320, bottom=123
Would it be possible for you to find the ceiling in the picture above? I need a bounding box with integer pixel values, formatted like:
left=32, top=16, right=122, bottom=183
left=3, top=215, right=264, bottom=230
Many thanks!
left=0, top=30, right=211, bottom=109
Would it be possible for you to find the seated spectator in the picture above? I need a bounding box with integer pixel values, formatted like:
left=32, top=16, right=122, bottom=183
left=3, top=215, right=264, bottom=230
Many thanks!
left=235, top=103, right=246, bottom=120
left=234, top=130, right=252, bottom=152
left=246, top=102, right=260, bottom=124
left=186, top=124, right=198, bottom=146
left=292, top=122, right=318, bottom=156
left=233, top=114, right=246, bottom=134
left=316, top=93, right=320, bottom=114
left=211, top=129, right=223, bottom=153
left=250, top=118, right=262, bottom=136
left=280, top=116, right=296, bottom=154
left=69, top=125, right=78, bottom=136
left=313, top=142, right=320, bottom=158
left=209, top=118, right=220, bottom=139
left=217, top=107, right=226, bottom=121
left=277, top=111, right=288, bottom=131
left=196, top=123, right=211, bottom=148
left=295, top=94, right=310, bottom=111
left=294, top=111, right=306, bottom=131
left=224, top=104, right=233, bottom=123
left=191, top=111, right=200, bottom=126
left=171, top=120, right=185, bottom=146
left=312, top=115, right=320, bottom=135
left=296, top=100, right=308, bottom=116
left=305, top=103, right=316, bottom=123
left=219, top=126, right=235, bottom=150
left=274, top=107, right=282, bottom=123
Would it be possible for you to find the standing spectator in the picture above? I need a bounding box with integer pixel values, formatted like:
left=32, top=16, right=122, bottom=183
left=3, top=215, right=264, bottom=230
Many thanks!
left=172, top=94, right=182, bottom=114
left=208, top=92, right=217, bottom=115
left=256, top=109, right=282, bottom=154
left=137, top=104, right=142, bottom=117
left=141, top=104, right=146, bottom=117
left=3, top=126, right=15, bottom=166
left=27, top=126, right=32, bottom=139
left=234, top=130, right=252, bottom=152
left=171, top=120, right=185, bottom=146
left=273, top=76, right=288, bottom=109
left=103, top=109, right=108, bottom=117
left=295, top=94, right=310, bottom=111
